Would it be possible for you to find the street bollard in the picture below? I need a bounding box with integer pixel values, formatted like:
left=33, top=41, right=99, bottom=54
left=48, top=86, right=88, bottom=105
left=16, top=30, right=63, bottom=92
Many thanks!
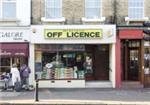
left=35, top=79, right=39, bottom=101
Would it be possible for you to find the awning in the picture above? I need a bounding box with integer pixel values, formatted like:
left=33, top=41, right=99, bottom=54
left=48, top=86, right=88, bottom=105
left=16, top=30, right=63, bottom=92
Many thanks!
left=0, top=43, right=29, bottom=57
left=119, top=29, right=143, bottom=39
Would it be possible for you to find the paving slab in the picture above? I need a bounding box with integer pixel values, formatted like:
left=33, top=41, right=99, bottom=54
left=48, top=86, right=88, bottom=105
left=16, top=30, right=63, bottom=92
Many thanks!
left=0, top=88, right=150, bottom=105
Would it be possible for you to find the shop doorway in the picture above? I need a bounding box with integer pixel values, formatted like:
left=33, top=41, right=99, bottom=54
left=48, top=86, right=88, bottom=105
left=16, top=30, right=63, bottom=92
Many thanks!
left=85, top=45, right=109, bottom=81
left=121, top=40, right=141, bottom=81
left=128, top=48, right=139, bottom=81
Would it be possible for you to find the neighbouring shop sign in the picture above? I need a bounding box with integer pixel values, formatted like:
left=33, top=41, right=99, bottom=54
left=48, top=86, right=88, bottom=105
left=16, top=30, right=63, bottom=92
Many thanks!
left=0, top=43, right=29, bottom=57
left=0, top=32, right=23, bottom=40
left=0, top=51, right=26, bottom=56
left=0, top=28, right=30, bottom=42
left=44, top=29, right=102, bottom=39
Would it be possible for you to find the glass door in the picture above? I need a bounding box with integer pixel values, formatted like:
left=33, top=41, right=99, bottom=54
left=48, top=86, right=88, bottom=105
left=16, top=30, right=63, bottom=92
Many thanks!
left=128, top=49, right=139, bottom=81
left=122, top=40, right=142, bottom=82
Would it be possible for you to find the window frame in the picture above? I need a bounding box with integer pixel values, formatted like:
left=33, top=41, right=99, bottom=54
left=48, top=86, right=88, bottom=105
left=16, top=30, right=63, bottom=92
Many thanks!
left=0, top=0, right=16, bottom=19
left=128, top=0, right=145, bottom=20
left=45, top=0, right=62, bottom=19
left=85, top=0, right=102, bottom=19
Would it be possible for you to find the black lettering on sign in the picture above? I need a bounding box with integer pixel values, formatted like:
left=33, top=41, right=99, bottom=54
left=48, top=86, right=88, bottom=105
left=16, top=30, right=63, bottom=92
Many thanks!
left=90, top=32, right=95, bottom=37
left=47, top=32, right=62, bottom=38
left=73, top=32, right=80, bottom=38
left=67, top=32, right=71, bottom=37
left=47, top=32, right=53, bottom=38
left=95, top=32, right=100, bottom=37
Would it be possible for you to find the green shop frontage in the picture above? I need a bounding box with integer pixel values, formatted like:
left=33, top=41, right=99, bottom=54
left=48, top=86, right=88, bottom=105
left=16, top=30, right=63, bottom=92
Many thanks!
left=29, top=25, right=116, bottom=88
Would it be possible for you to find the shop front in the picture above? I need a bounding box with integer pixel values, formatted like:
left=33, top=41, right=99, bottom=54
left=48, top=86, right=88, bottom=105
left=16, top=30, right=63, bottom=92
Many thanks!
left=0, top=27, right=30, bottom=87
left=30, top=25, right=116, bottom=88
left=116, top=29, right=144, bottom=88
left=144, top=40, right=150, bottom=87
left=0, top=43, right=29, bottom=70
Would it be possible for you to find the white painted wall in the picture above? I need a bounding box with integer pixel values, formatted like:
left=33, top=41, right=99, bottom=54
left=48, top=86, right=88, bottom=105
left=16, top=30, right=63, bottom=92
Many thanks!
left=38, top=80, right=85, bottom=88
left=29, top=25, right=116, bottom=88
left=29, top=44, right=35, bottom=86
left=0, top=27, right=30, bottom=42
left=30, top=44, right=116, bottom=88
left=31, top=25, right=116, bottom=44
left=29, top=43, right=86, bottom=88
left=109, top=44, right=112, bottom=82
left=17, top=0, right=31, bottom=26
left=109, top=44, right=116, bottom=88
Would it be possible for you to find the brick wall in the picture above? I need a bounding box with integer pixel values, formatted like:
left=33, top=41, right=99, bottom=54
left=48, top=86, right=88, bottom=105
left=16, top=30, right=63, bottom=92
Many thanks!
left=31, top=0, right=150, bottom=25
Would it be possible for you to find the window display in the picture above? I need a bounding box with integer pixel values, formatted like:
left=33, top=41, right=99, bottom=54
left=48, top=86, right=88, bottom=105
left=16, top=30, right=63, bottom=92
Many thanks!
left=84, top=56, right=93, bottom=74
left=35, top=46, right=86, bottom=80
left=35, top=44, right=110, bottom=80
left=144, top=47, right=150, bottom=74
left=0, top=58, right=10, bottom=81
left=35, top=52, right=85, bottom=80
left=0, top=57, right=27, bottom=81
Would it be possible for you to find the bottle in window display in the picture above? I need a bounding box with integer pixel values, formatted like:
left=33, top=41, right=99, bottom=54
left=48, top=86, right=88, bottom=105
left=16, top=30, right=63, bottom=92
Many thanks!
left=144, top=50, right=150, bottom=74
left=41, top=68, right=47, bottom=79
left=73, top=66, right=78, bottom=79
left=45, top=61, right=58, bottom=79
left=84, top=56, right=93, bottom=74
left=45, top=62, right=53, bottom=79
left=75, top=54, right=84, bottom=70
left=60, top=68, right=65, bottom=79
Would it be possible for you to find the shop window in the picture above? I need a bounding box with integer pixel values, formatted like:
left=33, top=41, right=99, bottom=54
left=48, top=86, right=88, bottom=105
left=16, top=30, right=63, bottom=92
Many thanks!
left=35, top=45, right=86, bottom=80
left=85, top=0, right=101, bottom=19
left=35, top=52, right=85, bottom=80
left=12, top=57, right=27, bottom=69
left=0, top=57, right=27, bottom=80
left=45, top=0, right=62, bottom=19
left=128, top=0, right=144, bottom=19
left=35, top=44, right=110, bottom=81
left=0, top=0, right=16, bottom=19
left=0, top=58, right=10, bottom=80
left=144, top=47, right=150, bottom=74
left=128, top=41, right=140, bottom=47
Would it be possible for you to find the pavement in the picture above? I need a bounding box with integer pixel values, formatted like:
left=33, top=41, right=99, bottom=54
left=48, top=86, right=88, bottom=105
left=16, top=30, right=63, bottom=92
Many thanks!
left=0, top=88, right=150, bottom=105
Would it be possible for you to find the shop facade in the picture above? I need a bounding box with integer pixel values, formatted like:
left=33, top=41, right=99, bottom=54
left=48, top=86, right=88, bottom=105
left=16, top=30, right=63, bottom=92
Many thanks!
left=0, top=27, right=30, bottom=84
left=116, top=29, right=145, bottom=88
left=143, top=40, right=150, bottom=87
left=30, top=25, right=116, bottom=88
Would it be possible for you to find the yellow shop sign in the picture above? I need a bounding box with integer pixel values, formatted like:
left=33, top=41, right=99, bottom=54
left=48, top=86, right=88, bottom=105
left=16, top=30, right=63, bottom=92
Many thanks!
left=44, top=29, right=102, bottom=39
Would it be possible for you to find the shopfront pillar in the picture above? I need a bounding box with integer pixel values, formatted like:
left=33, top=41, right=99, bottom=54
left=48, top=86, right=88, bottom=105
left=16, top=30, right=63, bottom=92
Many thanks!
left=29, top=44, right=35, bottom=86
left=109, top=43, right=116, bottom=88
left=116, top=36, right=121, bottom=88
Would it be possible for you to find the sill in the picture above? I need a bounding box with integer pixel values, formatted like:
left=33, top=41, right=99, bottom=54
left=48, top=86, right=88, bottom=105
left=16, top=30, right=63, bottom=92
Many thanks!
left=35, top=79, right=85, bottom=81
left=41, top=17, right=66, bottom=23
left=125, top=17, right=149, bottom=24
left=0, top=18, right=20, bottom=22
left=82, top=17, right=106, bottom=23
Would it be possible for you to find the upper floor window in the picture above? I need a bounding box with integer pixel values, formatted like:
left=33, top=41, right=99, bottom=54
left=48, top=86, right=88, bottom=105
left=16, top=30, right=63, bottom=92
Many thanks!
left=45, top=0, right=62, bottom=19
left=128, top=0, right=144, bottom=19
left=0, top=0, right=16, bottom=19
left=85, top=0, right=101, bottom=19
